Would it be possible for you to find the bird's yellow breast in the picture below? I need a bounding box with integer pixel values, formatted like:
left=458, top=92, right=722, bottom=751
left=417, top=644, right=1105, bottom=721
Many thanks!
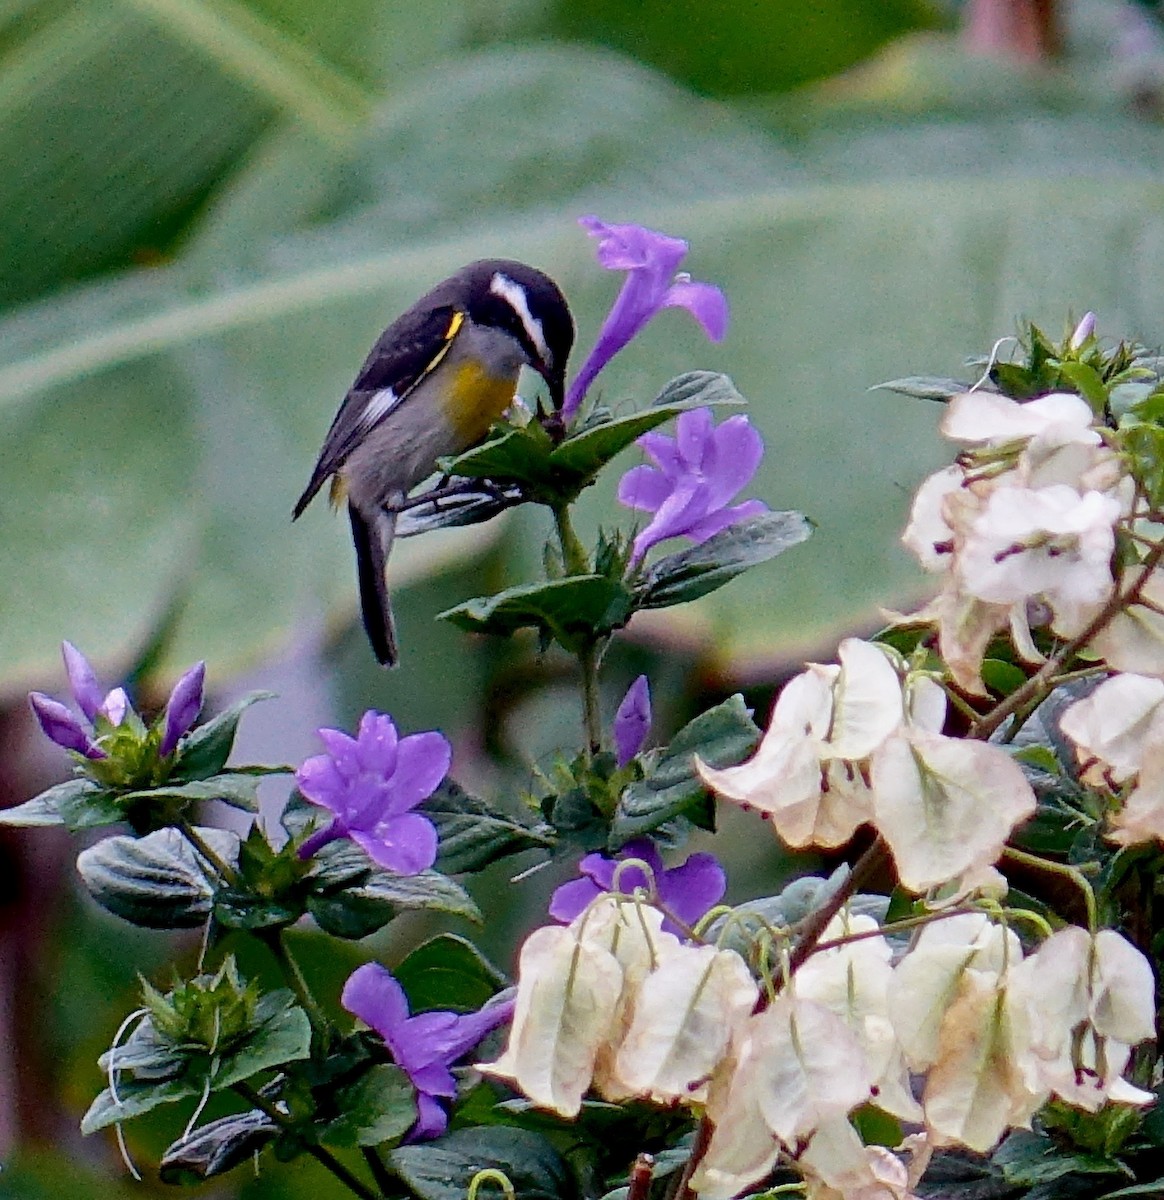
left=441, top=360, right=519, bottom=447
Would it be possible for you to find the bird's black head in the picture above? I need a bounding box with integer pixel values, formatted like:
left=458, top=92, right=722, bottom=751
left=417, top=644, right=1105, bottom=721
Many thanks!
left=458, top=259, right=575, bottom=410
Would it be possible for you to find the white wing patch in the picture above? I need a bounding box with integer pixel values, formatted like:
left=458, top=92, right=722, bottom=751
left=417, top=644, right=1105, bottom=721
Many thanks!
left=358, top=388, right=399, bottom=430
left=490, top=272, right=550, bottom=364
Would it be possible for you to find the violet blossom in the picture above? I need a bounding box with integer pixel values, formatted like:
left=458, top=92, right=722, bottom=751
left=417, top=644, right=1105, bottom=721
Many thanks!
left=619, top=407, right=767, bottom=563
left=549, top=837, right=726, bottom=937
left=28, top=641, right=205, bottom=762
left=342, top=962, right=514, bottom=1140
left=296, top=710, right=448, bottom=874
left=613, top=675, right=651, bottom=767
left=562, top=217, right=728, bottom=421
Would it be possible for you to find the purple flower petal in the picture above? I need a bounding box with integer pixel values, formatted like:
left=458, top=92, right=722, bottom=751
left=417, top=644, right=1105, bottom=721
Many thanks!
left=630, top=477, right=708, bottom=562
left=614, top=675, right=651, bottom=767
left=637, top=430, right=685, bottom=476
left=675, top=407, right=715, bottom=469
left=617, top=464, right=672, bottom=513
left=562, top=218, right=728, bottom=421
left=353, top=813, right=438, bottom=875
left=159, top=662, right=204, bottom=756
left=682, top=499, right=768, bottom=545
left=61, top=642, right=104, bottom=723
left=439, top=991, right=515, bottom=1061
left=547, top=875, right=603, bottom=924
left=354, top=711, right=399, bottom=775
left=662, top=279, right=728, bottom=342
left=341, top=963, right=513, bottom=1142
left=550, top=839, right=725, bottom=938
left=386, top=733, right=453, bottom=813
left=411, top=1094, right=449, bottom=1141
left=28, top=692, right=105, bottom=759
left=703, top=415, right=766, bottom=508
left=342, top=962, right=410, bottom=1036
left=581, top=217, right=688, bottom=277
left=295, top=711, right=450, bottom=871
left=621, top=409, right=765, bottom=563
left=656, top=852, right=726, bottom=929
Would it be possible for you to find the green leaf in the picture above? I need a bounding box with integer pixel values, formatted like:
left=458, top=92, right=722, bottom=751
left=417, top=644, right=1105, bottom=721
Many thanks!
left=440, top=421, right=555, bottom=488
left=390, top=1127, right=572, bottom=1200
left=322, top=1064, right=416, bottom=1148
left=1058, top=360, right=1109, bottom=412
left=425, top=779, right=553, bottom=875
left=76, top=826, right=239, bottom=928
left=82, top=1075, right=204, bottom=1135
left=121, top=772, right=262, bottom=811
left=611, top=694, right=760, bottom=844
left=212, top=990, right=312, bottom=1089
left=6, top=776, right=127, bottom=830
left=394, top=933, right=510, bottom=1013
left=547, top=0, right=933, bottom=97
left=170, top=691, right=276, bottom=781
left=1099, top=1182, right=1164, bottom=1198
left=545, top=372, right=745, bottom=481
left=995, top=1131, right=1128, bottom=1187
left=638, top=510, right=813, bottom=608
left=980, top=658, right=1027, bottom=696
left=874, top=376, right=972, bottom=401
left=0, top=777, right=102, bottom=826
left=158, top=1110, right=278, bottom=1184
left=307, top=868, right=481, bottom=939
left=438, top=576, right=635, bottom=647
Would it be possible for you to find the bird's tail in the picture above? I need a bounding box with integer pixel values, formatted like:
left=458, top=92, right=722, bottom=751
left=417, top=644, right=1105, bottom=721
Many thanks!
left=348, top=502, right=399, bottom=667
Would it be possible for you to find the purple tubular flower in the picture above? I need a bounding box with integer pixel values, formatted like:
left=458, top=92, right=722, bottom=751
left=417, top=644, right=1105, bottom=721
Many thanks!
left=159, top=662, right=205, bottom=757
left=28, top=692, right=106, bottom=759
left=296, top=711, right=449, bottom=874
left=62, top=641, right=105, bottom=723
left=342, top=963, right=515, bottom=1140
left=562, top=217, right=729, bottom=421
left=613, top=675, right=651, bottom=768
left=619, top=407, right=767, bottom=563
left=549, top=838, right=726, bottom=938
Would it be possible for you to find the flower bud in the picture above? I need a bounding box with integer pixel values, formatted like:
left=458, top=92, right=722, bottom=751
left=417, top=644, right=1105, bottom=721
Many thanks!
left=28, top=692, right=106, bottom=759
left=159, top=663, right=205, bottom=756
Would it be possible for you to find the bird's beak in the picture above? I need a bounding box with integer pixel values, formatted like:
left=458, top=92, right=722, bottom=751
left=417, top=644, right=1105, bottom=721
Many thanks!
left=540, top=361, right=566, bottom=411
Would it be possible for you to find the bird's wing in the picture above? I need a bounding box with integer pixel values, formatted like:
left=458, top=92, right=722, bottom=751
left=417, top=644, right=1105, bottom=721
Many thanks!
left=292, top=305, right=465, bottom=518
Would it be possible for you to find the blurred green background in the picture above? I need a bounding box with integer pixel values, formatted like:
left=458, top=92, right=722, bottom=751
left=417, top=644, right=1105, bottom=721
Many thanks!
left=6, top=0, right=1164, bottom=1191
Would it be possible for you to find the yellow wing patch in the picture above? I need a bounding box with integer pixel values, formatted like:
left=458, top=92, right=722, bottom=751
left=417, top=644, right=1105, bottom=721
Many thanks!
left=328, top=473, right=349, bottom=510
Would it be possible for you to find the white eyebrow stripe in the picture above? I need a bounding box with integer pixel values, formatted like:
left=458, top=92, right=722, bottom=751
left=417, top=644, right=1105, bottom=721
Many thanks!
left=358, top=388, right=398, bottom=429
left=490, top=272, right=550, bottom=364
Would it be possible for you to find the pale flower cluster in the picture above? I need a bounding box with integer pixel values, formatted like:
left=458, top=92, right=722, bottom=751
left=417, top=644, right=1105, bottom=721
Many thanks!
left=481, top=895, right=758, bottom=1118
left=1059, top=673, right=1164, bottom=845
left=484, top=897, right=1155, bottom=1200
left=485, top=341, right=1164, bottom=1199
left=695, top=638, right=1034, bottom=893
left=901, top=389, right=1133, bottom=694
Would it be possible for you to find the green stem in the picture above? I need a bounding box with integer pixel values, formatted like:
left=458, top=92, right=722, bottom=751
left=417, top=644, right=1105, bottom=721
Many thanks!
left=262, top=930, right=329, bottom=1036
left=579, top=639, right=604, bottom=758
left=551, top=502, right=589, bottom=576
left=1002, top=845, right=1097, bottom=932
left=177, top=819, right=241, bottom=887
left=549, top=501, right=604, bottom=758
left=785, top=838, right=889, bottom=979
left=233, top=1082, right=378, bottom=1200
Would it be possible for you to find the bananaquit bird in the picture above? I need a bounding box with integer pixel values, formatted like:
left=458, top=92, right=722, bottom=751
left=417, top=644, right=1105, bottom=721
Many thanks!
left=293, top=259, right=575, bottom=667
